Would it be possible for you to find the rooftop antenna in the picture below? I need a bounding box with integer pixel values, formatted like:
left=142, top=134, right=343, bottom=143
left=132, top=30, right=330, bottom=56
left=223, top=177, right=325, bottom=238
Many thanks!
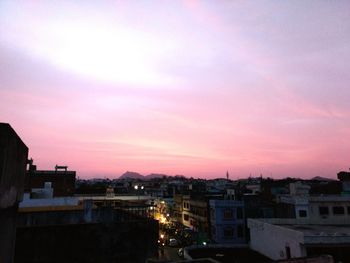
left=226, top=171, right=229, bottom=180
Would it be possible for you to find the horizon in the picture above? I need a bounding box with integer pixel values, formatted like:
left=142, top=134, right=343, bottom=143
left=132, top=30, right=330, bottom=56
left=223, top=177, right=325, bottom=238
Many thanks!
left=80, top=171, right=338, bottom=181
left=1, top=1, right=350, bottom=179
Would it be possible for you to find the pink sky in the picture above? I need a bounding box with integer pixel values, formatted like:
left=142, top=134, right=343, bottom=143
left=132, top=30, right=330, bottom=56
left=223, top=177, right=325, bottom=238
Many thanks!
left=1, top=1, right=350, bottom=179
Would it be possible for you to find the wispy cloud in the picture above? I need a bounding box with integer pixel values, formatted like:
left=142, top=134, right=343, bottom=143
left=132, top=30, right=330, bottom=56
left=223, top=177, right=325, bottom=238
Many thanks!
left=1, top=1, right=350, bottom=178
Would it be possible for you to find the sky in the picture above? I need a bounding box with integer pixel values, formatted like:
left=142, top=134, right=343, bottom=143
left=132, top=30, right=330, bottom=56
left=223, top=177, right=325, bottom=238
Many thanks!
left=1, top=1, right=350, bottom=179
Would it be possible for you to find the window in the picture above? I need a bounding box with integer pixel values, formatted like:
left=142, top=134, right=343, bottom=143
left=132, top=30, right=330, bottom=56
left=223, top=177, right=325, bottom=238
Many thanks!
left=223, top=209, right=234, bottom=220
left=333, top=206, right=345, bottom=215
left=210, top=208, right=215, bottom=219
left=223, top=226, right=234, bottom=239
left=184, top=214, right=189, bottom=221
left=237, top=207, right=243, bottom=219
left=298, top=210, right=307, bottom=218
left=211, top=226, right=216, bottom=236
left=319, top=206, right=329, bottom=215
left=237, top=225, right=244, bottom=238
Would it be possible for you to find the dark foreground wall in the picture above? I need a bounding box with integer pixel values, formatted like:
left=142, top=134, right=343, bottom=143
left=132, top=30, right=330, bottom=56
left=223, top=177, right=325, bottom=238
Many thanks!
left=0, top=123, right=28, bottom=263
left=15, top=220, right=158, bottom=263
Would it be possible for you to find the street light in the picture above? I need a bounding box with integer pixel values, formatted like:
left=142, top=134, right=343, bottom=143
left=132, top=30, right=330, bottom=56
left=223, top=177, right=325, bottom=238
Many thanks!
left=134, top=185, right=143, bottom=200
left=134, top=185, right=144, bottom=190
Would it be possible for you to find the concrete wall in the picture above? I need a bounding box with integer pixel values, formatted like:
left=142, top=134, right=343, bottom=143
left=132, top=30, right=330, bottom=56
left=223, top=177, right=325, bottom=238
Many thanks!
left=15, top=205, right=158, bottom=262
left=277, top=255, right=334, bottom=263
left=0, top=123, right=28, bottom=208
left=0, top=123, right=28, bottom=263
left=248, top=219, right=306, bottom=260
left=17, top=205, right=154, bottom=226
left=0, top=206, right=18, bottom=263
left=308, top=200, right=350, bottom=221
left=15, top=220, right=159, bottom=263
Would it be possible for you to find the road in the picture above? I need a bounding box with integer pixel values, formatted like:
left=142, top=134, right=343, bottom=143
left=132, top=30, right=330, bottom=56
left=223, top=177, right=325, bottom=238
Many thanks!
left=158, top=246, right=182, bottom=262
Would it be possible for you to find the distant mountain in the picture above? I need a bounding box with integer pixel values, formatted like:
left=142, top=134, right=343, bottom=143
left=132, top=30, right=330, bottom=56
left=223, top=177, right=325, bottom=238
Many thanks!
left=119, top=171, right=144, bottom=180
left=145, top=173, right=168, bottom=179
left=119, top=171, right=172, bottom=180
left=311, top=176, right=335, bottom=181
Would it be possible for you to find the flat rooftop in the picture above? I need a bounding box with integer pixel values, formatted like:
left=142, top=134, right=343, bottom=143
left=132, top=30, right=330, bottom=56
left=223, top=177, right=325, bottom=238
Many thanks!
left=281, top=224, right=350, bottom=237
left=248, top=218, right=350, bottom=244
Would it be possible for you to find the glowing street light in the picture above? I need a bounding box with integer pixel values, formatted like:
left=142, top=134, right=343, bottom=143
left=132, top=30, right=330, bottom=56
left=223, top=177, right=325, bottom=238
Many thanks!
left=134, top=185, right=144, bottom=200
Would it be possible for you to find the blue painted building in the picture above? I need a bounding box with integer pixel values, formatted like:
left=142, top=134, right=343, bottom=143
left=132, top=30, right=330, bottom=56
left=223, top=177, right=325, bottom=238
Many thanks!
left=209, top=200, right=246, bottom=244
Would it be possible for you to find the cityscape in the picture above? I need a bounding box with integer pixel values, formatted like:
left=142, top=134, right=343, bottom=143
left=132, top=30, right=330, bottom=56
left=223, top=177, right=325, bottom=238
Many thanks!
left=1, top=123, right=350, bottom=262
left=1, top=1, right=350, bottom=263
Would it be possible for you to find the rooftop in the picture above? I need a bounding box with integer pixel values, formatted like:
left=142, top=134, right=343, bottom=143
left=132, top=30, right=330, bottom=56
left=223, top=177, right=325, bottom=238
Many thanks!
left=282, top=224, right=350, bottom=237
left=248, top=218, right=350, bottom=244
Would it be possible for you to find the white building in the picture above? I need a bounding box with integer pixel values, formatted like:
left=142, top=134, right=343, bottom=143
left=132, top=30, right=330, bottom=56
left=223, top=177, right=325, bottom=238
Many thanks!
left=248, top=218, right=350, bottom=261
left=277, top=182, right=350, bottom=220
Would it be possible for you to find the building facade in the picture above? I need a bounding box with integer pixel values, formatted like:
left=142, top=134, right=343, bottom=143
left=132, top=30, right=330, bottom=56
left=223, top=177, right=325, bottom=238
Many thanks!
left=248, top=218, right=350, bottom=262
left=25, top=164, right=76, bottom=197
left=209, top=200, right=245, bottom=244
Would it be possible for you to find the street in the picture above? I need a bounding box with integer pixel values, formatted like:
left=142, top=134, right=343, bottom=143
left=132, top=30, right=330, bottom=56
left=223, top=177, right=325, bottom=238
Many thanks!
left=158, top=246, right=182, bottom=262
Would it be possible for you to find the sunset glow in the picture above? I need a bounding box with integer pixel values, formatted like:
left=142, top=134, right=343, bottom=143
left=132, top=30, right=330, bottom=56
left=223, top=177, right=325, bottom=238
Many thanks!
left=1, top=1, right=349, bottom=179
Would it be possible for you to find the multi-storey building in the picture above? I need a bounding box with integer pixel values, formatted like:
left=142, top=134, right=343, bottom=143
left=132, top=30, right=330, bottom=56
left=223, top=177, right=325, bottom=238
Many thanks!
left=209, top=200, right=245, bottom=244
left=277, top=182, right=350, bottom=221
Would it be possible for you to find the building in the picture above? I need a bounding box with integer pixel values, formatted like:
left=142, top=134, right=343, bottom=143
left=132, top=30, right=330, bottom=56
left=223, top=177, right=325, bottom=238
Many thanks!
left=182, top=195, right=191, bottom=227
left=209, top=200, right=245, bottom=244
left=173, top=194, right=184, bottom=225
left=16, top=195, right=158, bottom=262
left=181, top=196, right=209, bottom=234
left=248, top=218, right=350, bottom=262
left=277, top=182, right=350, bottom=220
left=25, top=162, right=76, bottom=197
left=337, top=171, right=350, bottom=194
left=0, top=123, right=28, bottom=263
